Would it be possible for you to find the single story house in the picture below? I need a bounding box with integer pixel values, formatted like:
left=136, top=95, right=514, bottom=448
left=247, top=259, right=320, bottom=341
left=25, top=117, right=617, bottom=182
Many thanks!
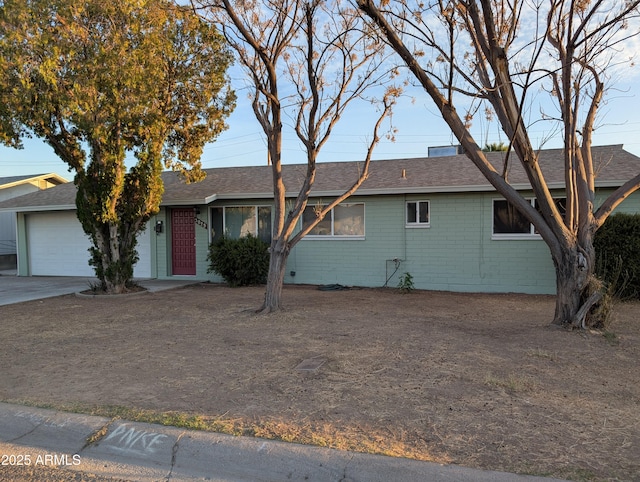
left=1, top=144, right=639, bottom=294
left=0, top=173, right=68, bottom=269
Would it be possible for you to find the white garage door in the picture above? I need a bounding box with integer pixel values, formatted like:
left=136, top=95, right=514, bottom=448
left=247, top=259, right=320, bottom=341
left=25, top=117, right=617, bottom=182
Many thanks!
left=26, top=211, right=151, bottom=278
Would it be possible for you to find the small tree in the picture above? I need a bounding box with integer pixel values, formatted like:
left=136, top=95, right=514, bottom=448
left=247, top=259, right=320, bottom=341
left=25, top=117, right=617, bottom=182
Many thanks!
left=192, top=0, right=398, bottom=311
left=359, top=0, right=640, bottom=327
left=0, top=0, right=235, bottom=293
left=483, top=142, right=508, bottom=152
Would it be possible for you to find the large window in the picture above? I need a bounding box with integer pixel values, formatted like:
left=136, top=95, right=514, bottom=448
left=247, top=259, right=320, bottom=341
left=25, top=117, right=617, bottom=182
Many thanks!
left=302, top=203, right=365, bottom=237
left=493, top=198, right=566, bottom=238
left=406, top=200, right=430, bottom=227
left=211, top=206, right=272, bottom=243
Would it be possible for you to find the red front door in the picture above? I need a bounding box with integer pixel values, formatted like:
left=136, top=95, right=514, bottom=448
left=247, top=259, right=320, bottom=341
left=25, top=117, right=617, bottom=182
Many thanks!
left=171, top=208, right=196, bottom=275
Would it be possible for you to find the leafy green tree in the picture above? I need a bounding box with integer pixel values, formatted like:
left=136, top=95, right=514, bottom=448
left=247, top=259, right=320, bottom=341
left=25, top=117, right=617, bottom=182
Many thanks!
left=0, top=0, right=234, bottom=293
left=483, top=142, right=508, bottom=152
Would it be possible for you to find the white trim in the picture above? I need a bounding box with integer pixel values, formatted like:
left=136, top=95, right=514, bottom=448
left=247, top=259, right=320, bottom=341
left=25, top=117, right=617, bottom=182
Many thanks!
left=0, top=204, right=77, bottom=213
left=491, top=233, right=542, bottom=241
left=207, top=180, right=625, bottom=200
left=303, top=235, right=366, bottom=241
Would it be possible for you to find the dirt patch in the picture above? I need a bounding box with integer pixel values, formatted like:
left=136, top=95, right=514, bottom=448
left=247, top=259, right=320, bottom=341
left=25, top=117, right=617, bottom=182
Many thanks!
left=1, top=284, right=638, bottom=481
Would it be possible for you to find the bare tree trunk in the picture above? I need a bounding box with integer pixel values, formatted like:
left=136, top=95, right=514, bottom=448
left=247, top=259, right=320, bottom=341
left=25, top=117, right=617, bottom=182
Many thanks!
left=552, top=241, right=594, bottom=327
left=261, top=240, right=289, bottom=312
left=108, top=222, right=125, bottom=294
left=90, top=221, right=136, bottom=295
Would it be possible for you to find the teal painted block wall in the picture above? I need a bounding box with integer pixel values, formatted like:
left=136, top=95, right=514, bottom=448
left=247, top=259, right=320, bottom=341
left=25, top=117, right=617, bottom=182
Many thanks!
left=286, top=193, right=557, bottom=293
left=150, top=209, right=169, bottom=278
left=285, top=196, right=402, bottom=288
left=154, top=189, right=640, bottom=294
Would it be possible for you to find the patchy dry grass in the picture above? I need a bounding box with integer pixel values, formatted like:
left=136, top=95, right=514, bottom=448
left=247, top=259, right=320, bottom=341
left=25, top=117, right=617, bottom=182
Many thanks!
left=1, top=284, right=639, bottom=481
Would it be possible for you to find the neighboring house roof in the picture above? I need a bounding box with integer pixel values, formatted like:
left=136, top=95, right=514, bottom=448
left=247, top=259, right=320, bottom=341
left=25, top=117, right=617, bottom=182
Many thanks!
left=0, top=173, right=68, bottom=191
left=0, top=145, right=638, bottom=212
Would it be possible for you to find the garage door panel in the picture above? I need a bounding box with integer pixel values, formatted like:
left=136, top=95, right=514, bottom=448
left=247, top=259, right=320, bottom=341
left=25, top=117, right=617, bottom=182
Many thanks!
left=27, top=212, right=93, bottom=276
left=26, top=212, right=151, bottom=278
left=135, top=226, right=151, bottom=278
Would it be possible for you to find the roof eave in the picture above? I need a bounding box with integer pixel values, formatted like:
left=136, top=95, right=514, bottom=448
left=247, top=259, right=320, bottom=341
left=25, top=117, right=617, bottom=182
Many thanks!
left=0, top=179, right=630, bottom=212
left=0, top=173, right=68, bottom=190
left=0, top=204, right=77, bottom=213
left=160, top=196, right=217, bottom=206
left=204, top=183, right=547, bottom=200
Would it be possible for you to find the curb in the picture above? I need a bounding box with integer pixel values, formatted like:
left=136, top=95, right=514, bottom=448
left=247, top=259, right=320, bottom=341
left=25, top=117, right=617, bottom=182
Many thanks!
left=0, top=402, right=569, bottom=482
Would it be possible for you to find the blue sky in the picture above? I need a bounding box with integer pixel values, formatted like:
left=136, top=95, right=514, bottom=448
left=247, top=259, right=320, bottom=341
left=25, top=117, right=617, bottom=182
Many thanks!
left=2, top=73, right=640, bottom=181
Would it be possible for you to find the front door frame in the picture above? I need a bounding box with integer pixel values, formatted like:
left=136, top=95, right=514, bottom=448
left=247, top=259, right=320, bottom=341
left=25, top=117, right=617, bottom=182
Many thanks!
left=171, top=208, right=197, bottom=276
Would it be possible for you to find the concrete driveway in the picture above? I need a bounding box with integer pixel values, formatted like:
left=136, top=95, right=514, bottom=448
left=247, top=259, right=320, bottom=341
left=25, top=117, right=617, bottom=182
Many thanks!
left=0, top=272, right=200, bottom=306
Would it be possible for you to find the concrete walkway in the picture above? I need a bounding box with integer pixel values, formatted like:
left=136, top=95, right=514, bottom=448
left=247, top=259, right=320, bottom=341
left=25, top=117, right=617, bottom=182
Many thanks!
left=0, top=272, right=200, bottom=306
left=0, top=403, right=568, bottom=482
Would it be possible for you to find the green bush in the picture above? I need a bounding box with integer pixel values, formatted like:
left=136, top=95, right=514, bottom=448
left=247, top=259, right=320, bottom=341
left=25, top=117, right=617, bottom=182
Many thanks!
left=594, top=213, right=640, bottom=299
left=207, top=234, right=270, bottom=287
left=397, top=272, right=415, bottom=294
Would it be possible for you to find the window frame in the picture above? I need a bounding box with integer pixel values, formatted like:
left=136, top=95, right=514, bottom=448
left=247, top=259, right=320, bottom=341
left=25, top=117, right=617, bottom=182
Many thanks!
left=491, top=197, right=566, bottom=240
left=492, top=198, right=537, bottom=239
left=210, top=205, right=273, bottom=243
left=405, top=200, right=430, bottom=228
left=302, top=202, right=366, bottom=240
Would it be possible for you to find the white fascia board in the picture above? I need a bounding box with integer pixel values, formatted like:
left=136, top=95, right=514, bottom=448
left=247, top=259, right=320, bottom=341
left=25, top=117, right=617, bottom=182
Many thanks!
left=214, top=192, right=278, bottom=200
left=212, top=186, right=510, bottom=199
left=160, top=198, right=211, bottom=206
left=0, top=204, right=77, bottom=213
left=169, top=180, right=627, bottom=205
left=593, top=180, right=635, bottom=189
left=0, top=173, right=68, bottom=190
left=306, top=181, right=623, bottom=196
left=300, top=184, right=539, bottom=197
left=204, top=194, right=219, bottom=204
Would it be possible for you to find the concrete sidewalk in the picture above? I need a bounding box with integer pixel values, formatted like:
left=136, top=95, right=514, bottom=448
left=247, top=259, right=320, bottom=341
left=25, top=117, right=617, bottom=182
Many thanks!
left=0, top=403, right=567, bottom=482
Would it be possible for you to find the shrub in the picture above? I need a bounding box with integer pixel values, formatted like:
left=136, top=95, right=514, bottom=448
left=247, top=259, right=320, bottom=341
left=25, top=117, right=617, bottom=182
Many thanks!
left=397, top=272, right=415, bottom=294
left=594, top=213, right=640, bottom=299
left=207, top=234, right=270, bottom=287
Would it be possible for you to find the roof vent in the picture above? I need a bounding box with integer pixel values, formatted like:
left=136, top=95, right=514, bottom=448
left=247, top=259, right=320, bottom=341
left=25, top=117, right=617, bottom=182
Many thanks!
left=428, top=145, right=465, bottom=157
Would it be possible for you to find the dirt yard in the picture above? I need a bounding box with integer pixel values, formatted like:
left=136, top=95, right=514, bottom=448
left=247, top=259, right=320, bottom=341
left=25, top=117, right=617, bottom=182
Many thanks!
left=1, top=284, right=638, bottom=481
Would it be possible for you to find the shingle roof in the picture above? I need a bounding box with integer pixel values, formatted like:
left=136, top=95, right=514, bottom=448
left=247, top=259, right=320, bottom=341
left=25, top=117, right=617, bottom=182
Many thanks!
left=1, top=145, right=638, bottom=211
left=0, top=174, right=37, bottom=185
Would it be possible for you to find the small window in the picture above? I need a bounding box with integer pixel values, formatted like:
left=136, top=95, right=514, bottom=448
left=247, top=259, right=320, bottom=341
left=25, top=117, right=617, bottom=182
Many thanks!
left=406, top=201, right=430, bottom=227
left=303, top=203, right=365, bottom=237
